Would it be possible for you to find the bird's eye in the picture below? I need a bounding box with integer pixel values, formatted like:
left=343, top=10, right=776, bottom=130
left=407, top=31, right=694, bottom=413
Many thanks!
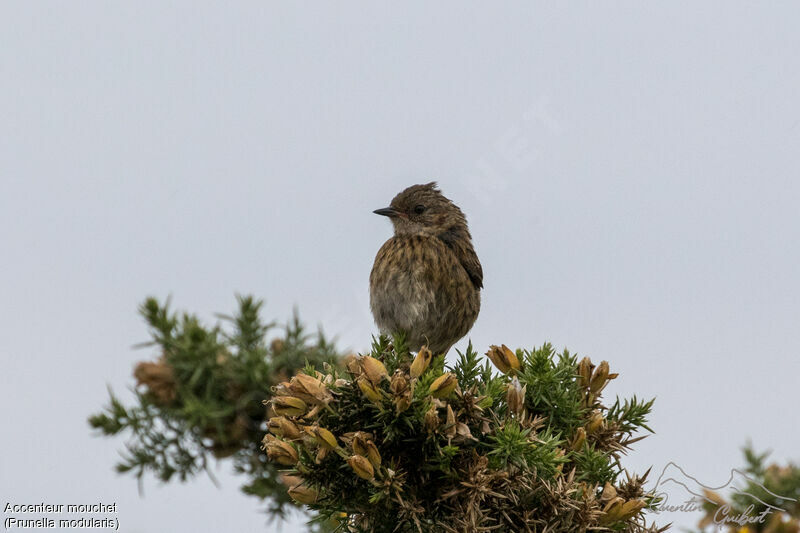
left=413, top=204, right=425, bottom=215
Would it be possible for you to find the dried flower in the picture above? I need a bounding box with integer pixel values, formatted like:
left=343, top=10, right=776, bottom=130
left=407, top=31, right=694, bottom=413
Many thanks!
left=289, top=373, right=333, bottom=405
left=424, top=404, right=440, bottom=433
left=577, top=356, right=593, bottom=389
left=600, top=496, right=645, bottom=523
left=506, top=377, right=526, bottom=416
left=601, top=497, right=625, bottom=523
left=342, top=431, right=373, bottom=448
left=267, top=416, right=303, bottom=440
left=589, top=361, right=610, bottom=393
left=410, top=346, right=433, bottom=378
left=287, top=483, right=319, bottom=505
left=485, top=345, right=520, bottom=374
left=571, top=427, right=587, bottom=451
left=701, top=488, right=727, bottom=507
left=586, top=410, right=604, bottom=434
left=263, top=435, right=298, bottom=466
left=272, top=396, right=307, bottom=417
left=352, top=434, right=368, bottom=456
left=601, top=482, right=618, bottom=502
left=314, top=447, right=329, bottom=463
left=390, top=372, right=409, bottom=395
left=309, top=426, right=338, bottom=450
left=365, top=441, right=382, bottom=469
left=454, top=422, right=474, bottom=443
left=271, top=381, right=291, bottom=397
left=357, top=377, right=383, bottom=403
left=444, top=404, right=457, bottom=439
left=133, top=360, right=177, bottom=405
left=270, top=338, right=285, bottom=354
left=280, top=473, right=302, bottom=487
left=619, top=499, right=646, bottom=520
left=360, top=356, right=388, bottom=384
left=429, top=373, right=458, bottom=398
left=394, top=396, right=411, bottom=414
left=390, top=371, right=412, bottom=413
left=348, top=455, right=375, bottom=480
left=344, top=354, right=362, bottom=376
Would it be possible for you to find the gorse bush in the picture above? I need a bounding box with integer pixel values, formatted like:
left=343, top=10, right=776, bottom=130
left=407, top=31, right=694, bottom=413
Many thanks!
left=265, top=335, right=665, bottom=532
left=89, top=296, right=665, bottom=531
left=89, top=296, right=339, bottom=518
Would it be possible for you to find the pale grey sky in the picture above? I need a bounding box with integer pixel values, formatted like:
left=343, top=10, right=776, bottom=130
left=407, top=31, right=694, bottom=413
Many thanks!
left=2, top=2, right=799, bottom=531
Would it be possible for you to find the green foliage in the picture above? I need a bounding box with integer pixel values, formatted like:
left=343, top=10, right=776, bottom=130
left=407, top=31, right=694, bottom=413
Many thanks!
left=518, top=343, right=585, bottom=430
left=90, top=296, right=666, bottom=532
left=607, top=396, right=655, bottom=435
left=89, top=296, right=339, bottom=519
left=451, top=341, right=483, bottom=387
left=486, top=422, right=564, bottom=476
left=266, top=338, right=663, bottom=532
left=571, top=443, right=618, bottom=485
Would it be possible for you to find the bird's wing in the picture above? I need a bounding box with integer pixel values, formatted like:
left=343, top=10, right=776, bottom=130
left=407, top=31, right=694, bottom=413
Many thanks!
left=437, top=228, right=483, bottom=290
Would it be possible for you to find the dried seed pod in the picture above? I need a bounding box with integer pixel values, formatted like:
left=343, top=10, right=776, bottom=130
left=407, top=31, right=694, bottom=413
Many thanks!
left=357, top=377, right=383, bottom=403
left=344, top=354, right=362, bottom=376
left=410, top=346, right=433, bottom=378
left=454, top=422, right=474, bottom=443
left=352, top=434, right=368, bottom=456
left=444, top=404, right=457, bottom=439
left=360, top=356, right=388, bottom=384
left=267, top=416, right=303, bottom=440
left=347, top=455, right=375, bottom=480
left=586, top=410, right=604, bottom=434
left=577, top=356, right=593, bottom=389
left=365, top=441, right=382, bottom=469
left=570, top=427, right=586, bottom=451
left=289, top=373, right=333, bottom=405
left=394, top=395, right=411, bottom=414
left=287, top=483, right=318, bottom=505
left=601, top=482, right=618, bottom=502
left=619, top=499, right=646, bottom=520
left=263, top=435, right=299, bottom=466
left=506, top=377, right=526, bottom=416
left=390, top=372, right=409, bottom=395
left=485, top=344, right=520, bottom=374
left=589, top=361, right=610, bottom=393
left=429, top=373, right=458, bottom=398
left=270, top=338, right=285, bottom=354
left=424, top=404, right=440, bottom=433
left=272, top=396, right=308, bottom=417
left=315, top=447, right=329, bottom=463
left=602, top=496, right=626, bottom=523
left=308, top=426, right=338, bottom=450
left=134, top=360, right=177, bottom=406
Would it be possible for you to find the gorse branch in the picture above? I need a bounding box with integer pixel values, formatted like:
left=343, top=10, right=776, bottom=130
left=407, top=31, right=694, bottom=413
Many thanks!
left=90, top=295, right=665, bottom=532
left=266, top=341, right=664, bottom=532
left=89, top=296, right=339, bottom=521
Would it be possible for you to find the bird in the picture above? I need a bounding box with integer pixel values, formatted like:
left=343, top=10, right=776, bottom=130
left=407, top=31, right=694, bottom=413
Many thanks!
left=369, top=182, right=482, bottom=355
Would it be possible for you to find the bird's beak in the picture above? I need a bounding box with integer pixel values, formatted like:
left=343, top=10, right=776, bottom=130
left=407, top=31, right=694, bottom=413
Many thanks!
left=373, top=207, right=400, bottom=218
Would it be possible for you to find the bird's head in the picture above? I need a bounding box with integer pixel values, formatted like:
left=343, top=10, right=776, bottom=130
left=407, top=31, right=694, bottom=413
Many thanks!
left=374, top=182, right=467, bottom=237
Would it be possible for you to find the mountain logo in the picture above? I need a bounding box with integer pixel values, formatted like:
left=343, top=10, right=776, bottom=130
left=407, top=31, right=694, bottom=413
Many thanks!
left=647, top=462, right=796, bottom=528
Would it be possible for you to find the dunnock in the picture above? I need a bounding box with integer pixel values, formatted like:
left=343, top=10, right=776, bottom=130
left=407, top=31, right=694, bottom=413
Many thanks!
left=369, top=183, right=482, bottom=355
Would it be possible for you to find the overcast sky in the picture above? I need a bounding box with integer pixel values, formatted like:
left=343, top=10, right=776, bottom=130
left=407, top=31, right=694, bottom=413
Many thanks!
left=2, top=2, right=799, bottom=531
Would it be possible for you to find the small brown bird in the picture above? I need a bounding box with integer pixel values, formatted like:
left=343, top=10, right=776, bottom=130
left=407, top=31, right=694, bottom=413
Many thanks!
left=369, top=183, right=482, bottom=355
